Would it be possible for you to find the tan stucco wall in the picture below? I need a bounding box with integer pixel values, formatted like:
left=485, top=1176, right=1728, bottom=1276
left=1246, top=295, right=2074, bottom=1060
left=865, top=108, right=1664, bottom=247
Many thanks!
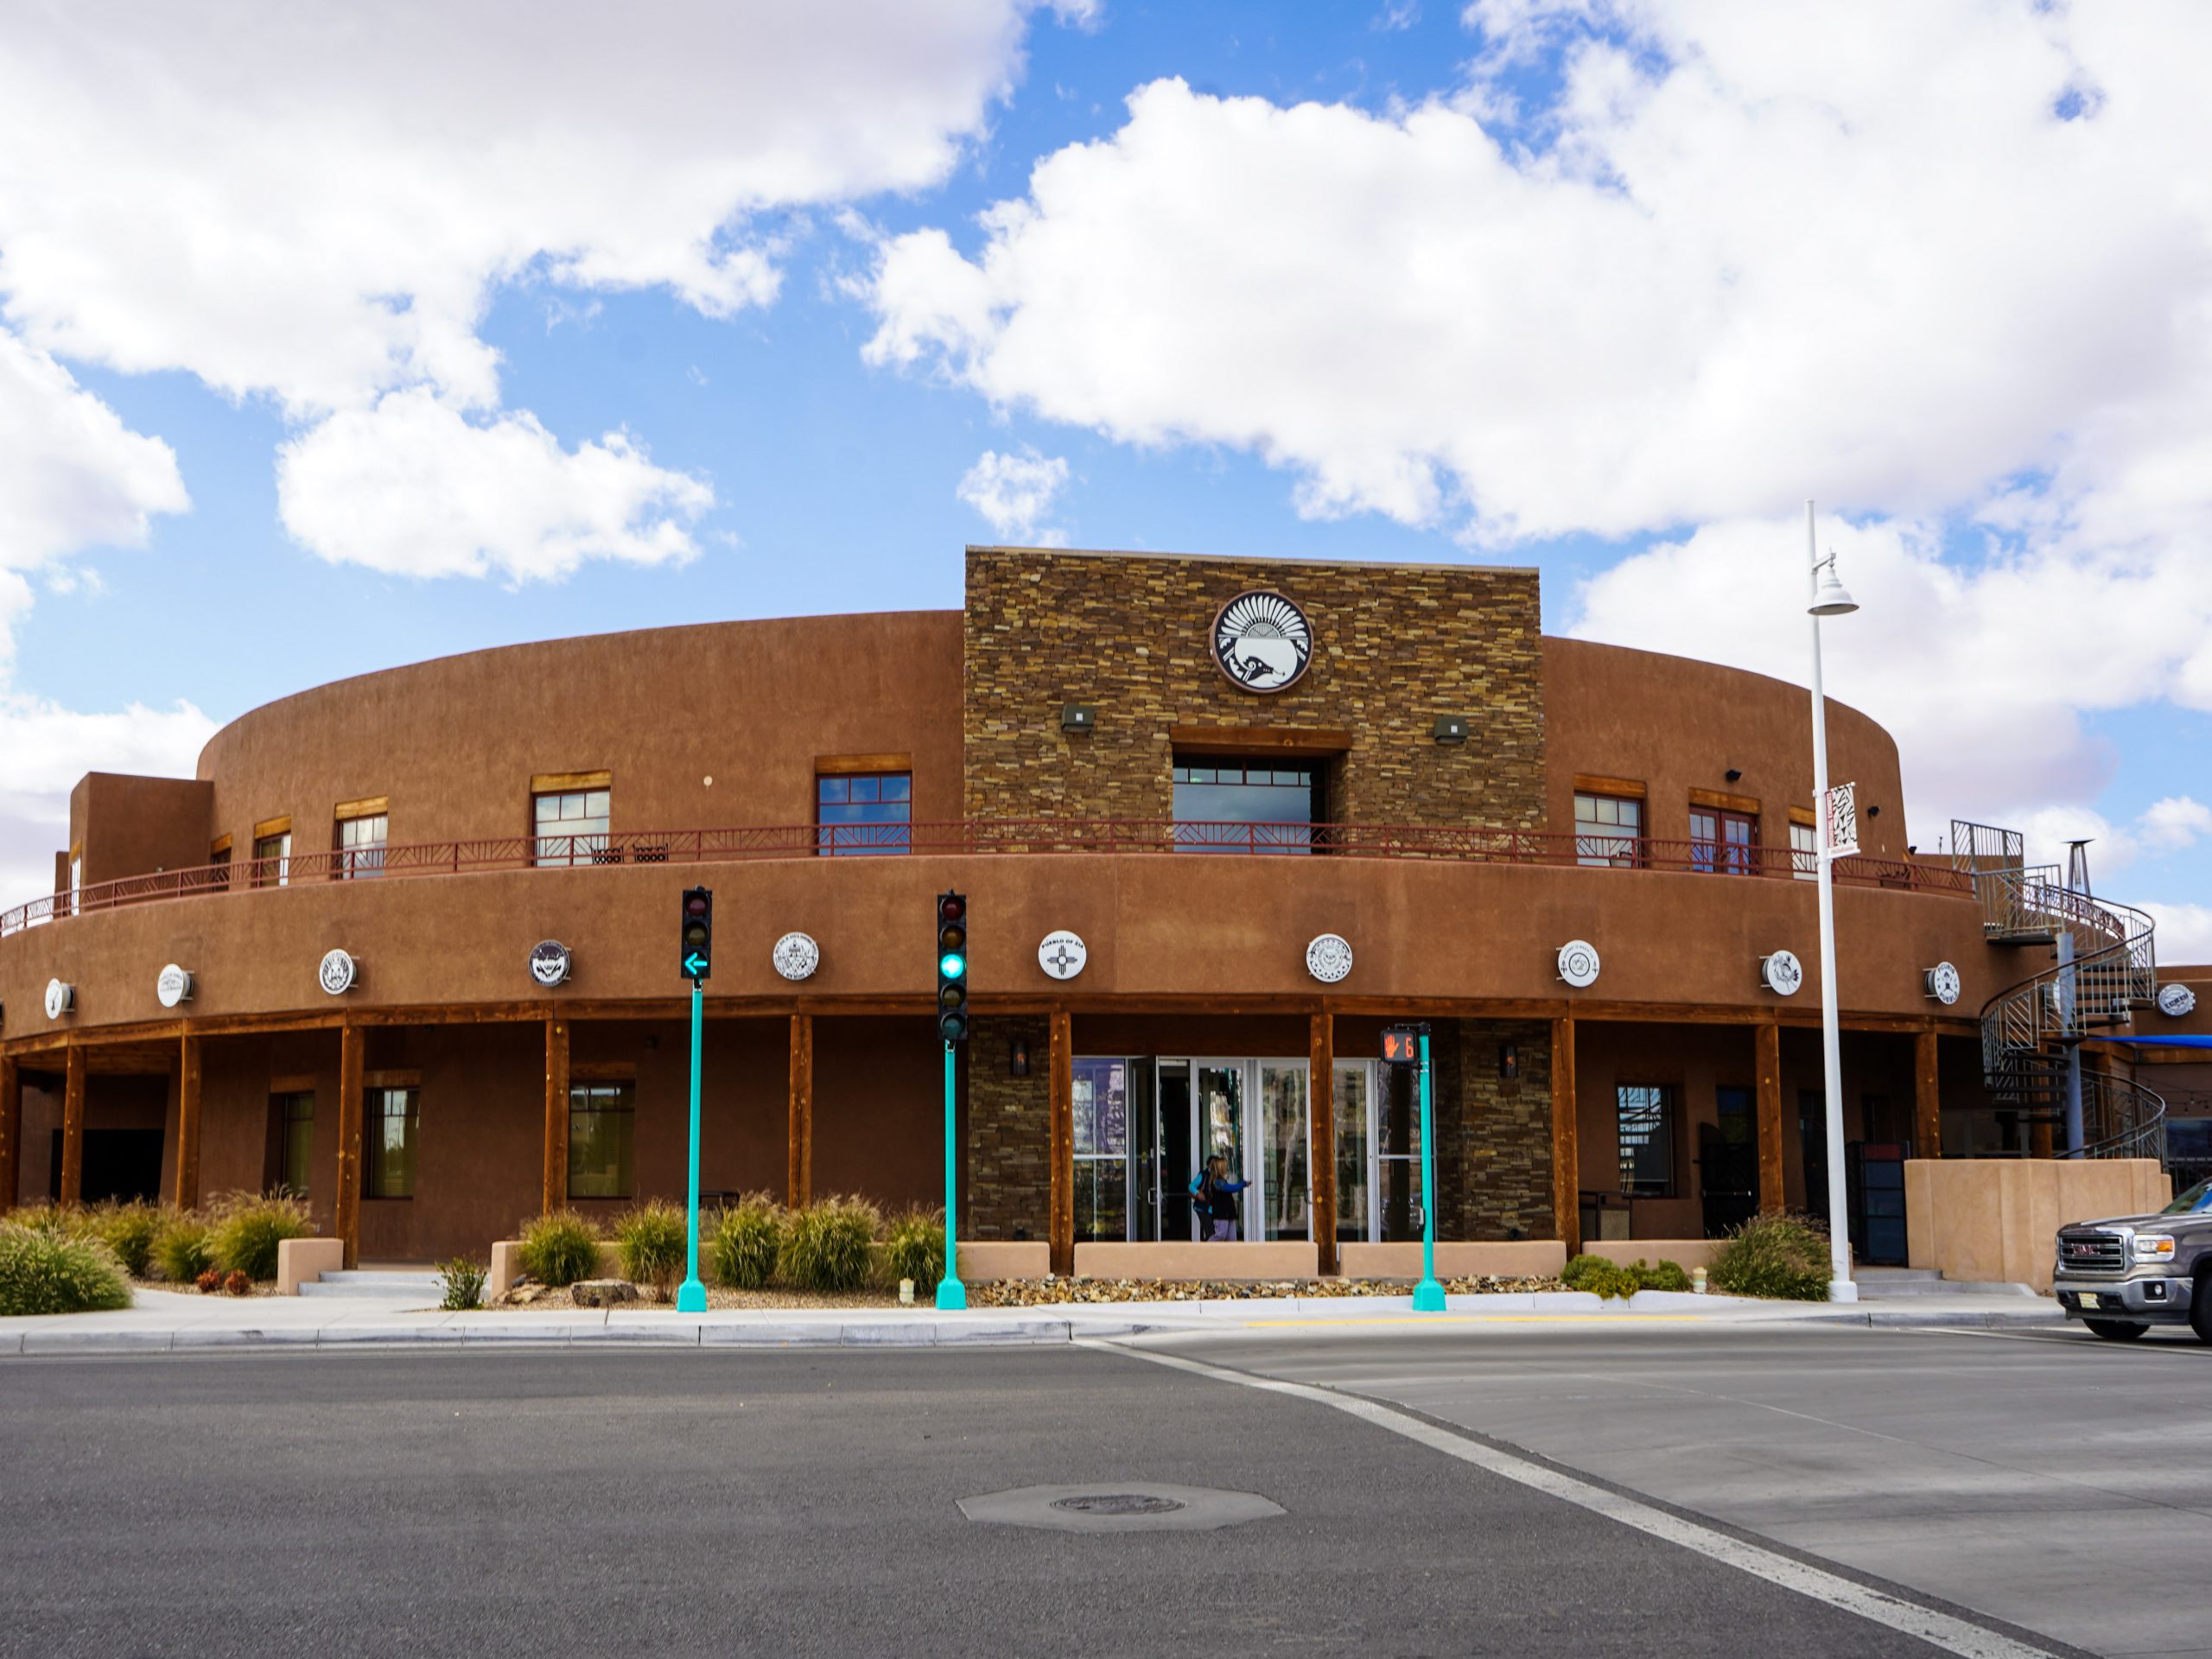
left=1904, top=1158, right=2172, bottom=1290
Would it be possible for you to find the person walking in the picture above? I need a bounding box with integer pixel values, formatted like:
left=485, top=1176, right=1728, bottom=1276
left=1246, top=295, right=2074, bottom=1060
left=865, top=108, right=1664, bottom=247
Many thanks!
left=1197, top=1153, right=1249, bottom=1242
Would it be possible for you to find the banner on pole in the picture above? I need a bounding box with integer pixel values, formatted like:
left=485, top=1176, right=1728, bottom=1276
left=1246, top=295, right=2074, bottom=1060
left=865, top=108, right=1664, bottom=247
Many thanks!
left=1825, top=782, right=1859, bottom=860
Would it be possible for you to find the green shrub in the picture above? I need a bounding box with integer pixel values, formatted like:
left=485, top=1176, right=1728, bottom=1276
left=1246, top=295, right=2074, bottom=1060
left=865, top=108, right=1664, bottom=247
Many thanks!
left=207, top=1192, right=315, bottom=1281
left=1565, top=1252, right=1693, bottom=1298
left=150, top=1217, right=215, bottom=1284
left=780, top=1196, right=880, bottom=1294
left=438, top=1257, right=487, bottom=1310
left=1633, top=1257, right=1693, bottom=1294
left=709, top=1194, right=785, bottom=1290
left=1560, top=1252, right=1610, bottom=1291
left=880, top=1207, right=945, bottom=1289
left=0, top=1224, right=132, bottom=1315
left=518, top=1211, right=601, bottom=1289
left=1579, top=1259, right=1645, bottom=1300
left=1708, top=1211, right=1832, bottom=1302
left=613, top=1200, right=690, bottom=1302
left=90, top=1201, right=167, bottom=1278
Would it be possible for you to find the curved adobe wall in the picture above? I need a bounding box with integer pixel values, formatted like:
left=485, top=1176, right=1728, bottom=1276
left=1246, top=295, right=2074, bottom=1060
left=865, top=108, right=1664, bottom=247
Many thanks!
left=194, top=610, right=963, bottom=855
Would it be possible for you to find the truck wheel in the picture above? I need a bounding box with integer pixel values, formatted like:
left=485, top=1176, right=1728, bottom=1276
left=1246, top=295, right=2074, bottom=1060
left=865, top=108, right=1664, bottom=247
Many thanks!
left=2192, top=1274, right=2212, bottom=1344
left=2083, top=1319, right=2148, bottom=1341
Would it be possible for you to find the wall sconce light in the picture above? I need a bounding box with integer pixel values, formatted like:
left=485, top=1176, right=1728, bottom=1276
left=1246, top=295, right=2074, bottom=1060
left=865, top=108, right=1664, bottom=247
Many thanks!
left=1431, top=715, right=1469, bottom=745
left=1498, top=1041, right=1519, bottom=1080
left=1060, top=703, right=1097, bottom=734
left=1009, top=1036, right=1032, bottom=1077
left=1866, top=804, right=1881, bottom=817
left=1724, top=767, right=1743, bottom=784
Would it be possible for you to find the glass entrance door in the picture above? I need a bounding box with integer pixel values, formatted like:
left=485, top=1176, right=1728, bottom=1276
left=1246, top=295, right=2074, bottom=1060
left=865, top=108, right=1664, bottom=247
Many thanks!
left=1166, top=1058, right=1310, bottom=1241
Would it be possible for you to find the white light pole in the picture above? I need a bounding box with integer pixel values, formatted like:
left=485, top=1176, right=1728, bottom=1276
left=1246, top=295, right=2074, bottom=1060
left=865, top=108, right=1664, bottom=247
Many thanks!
left=1805, top=500, right=1859, bottom=1302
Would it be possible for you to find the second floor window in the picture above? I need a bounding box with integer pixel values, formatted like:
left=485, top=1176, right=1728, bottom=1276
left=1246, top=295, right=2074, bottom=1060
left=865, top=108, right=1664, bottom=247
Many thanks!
left=335, top=810, right=387, bottom=879
left=1790, top=819, right=1818, bottom=880
left=1172, top=758, right=1320, bottom=853
left=252, top=826, right=291, bottom=887
left=1690, top=807, right=1758, bottom=875
left=1574, top=791, right=1644, bottom=867
left=535, top=789, right=611, bottom=867
left=817, top=772, right=911, bottom=855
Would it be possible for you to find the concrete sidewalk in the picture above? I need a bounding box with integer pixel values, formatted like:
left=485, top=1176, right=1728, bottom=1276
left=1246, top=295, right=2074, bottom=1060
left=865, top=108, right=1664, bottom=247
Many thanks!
left=0, top=1285, right=2069, bottom=1355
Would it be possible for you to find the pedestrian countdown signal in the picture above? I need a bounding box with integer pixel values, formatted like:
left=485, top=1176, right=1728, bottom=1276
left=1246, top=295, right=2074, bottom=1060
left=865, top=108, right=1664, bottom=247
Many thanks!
left=680, top=887, right=713, bottom=982
left=1381, top=1024, right=1427, bottom=1067
left=937, top=891, right=969, bottom=1044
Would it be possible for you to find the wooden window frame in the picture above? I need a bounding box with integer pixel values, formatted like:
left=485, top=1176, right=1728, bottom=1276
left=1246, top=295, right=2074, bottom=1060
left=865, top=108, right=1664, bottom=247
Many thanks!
left=1615, top=1082, right=1679, bottom=1198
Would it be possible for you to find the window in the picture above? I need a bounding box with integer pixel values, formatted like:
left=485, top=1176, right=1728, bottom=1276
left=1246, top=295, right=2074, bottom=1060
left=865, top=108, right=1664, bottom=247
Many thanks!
left=254, top=827, right=294, bottom=885
left=1172, top=757, right=1321, bottom=852
left=1574, top=791, right=1645, bottom=867
left=335, top=811, right=387, bottom=879
left=273, top=1092, right=314, bottom=1195
left=1617, top=1084, right=1676, bottom=1197
left=568, top=1082, right=635, bottom=1199
left=817, top=772, right=911, bottom=855
left=1789, top=819, right=1818, bottom=880
left=68, top=849, right=81, bottom=914
left=363, top=1087, right=418, bottom=1198
left=535, top=789, right=611, bottom=868
left=1690, top=807, right=1758, bottom=874
left=1071, top=1058, right=1129, bottom=1242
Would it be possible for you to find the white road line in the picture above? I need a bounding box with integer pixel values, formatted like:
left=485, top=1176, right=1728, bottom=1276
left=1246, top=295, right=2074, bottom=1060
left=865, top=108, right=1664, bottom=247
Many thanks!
left=1089, top=1338, right=2062, bottom=1659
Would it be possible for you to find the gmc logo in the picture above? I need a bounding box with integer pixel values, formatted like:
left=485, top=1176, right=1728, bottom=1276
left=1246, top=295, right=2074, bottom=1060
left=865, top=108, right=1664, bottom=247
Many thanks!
left=2066, top=1243, right=2095, bottom=1257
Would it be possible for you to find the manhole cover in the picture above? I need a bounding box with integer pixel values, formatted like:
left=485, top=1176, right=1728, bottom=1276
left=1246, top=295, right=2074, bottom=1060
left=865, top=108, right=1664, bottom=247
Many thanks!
left=1051, top=1493, right=1187, bottom=1516
left=958, top=1483, right=1282, bottom=1533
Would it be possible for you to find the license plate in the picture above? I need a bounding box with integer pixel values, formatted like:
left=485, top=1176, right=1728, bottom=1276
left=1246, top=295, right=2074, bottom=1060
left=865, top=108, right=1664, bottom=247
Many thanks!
left=2077, top=1294, right=2099, bottom=1309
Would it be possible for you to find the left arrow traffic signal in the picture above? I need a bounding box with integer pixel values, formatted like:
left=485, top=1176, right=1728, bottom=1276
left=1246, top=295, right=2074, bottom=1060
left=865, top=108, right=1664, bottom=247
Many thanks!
left=681, top=886, right=713, bottom=982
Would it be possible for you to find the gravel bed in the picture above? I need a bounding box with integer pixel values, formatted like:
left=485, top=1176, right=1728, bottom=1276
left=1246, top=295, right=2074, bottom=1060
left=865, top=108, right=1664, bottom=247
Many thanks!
left=967, top=1274, right=1565, bottom=1306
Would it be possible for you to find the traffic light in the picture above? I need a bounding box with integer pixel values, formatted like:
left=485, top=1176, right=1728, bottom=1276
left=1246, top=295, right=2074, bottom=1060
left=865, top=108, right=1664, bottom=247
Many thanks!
left=680, top=887, right=713, bottom=981
left=936, top=890, right=969, bottom=1044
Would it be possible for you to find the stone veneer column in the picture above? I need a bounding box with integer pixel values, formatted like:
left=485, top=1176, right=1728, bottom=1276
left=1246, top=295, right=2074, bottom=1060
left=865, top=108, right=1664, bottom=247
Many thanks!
left=963, top=1015, right=1050, bottom=1242
left=1440, top=1019, right=1556, bottom=1241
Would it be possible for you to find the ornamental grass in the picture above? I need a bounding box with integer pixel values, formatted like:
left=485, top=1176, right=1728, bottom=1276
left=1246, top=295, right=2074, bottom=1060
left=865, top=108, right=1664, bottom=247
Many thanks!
left=1708, top=1211, right=1831, bottom=1301
left=0, top=1223, right=132, bottom=1316
left=880, top=1207, right=946, bottom=1290
left=613, top=1200, right=689, bottom=1302
left=709, top=1194, right=785, bottom=1291
left=207, top=1191, right=315, bottom=1281
left=517, top=1211, right=601, bottom=1289
left=780, top=1196, right=880, bottom=1294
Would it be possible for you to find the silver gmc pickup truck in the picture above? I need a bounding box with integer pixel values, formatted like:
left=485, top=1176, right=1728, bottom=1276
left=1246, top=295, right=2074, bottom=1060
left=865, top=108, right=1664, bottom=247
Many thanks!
left=2053, top=1176, right=2212, bottom=1343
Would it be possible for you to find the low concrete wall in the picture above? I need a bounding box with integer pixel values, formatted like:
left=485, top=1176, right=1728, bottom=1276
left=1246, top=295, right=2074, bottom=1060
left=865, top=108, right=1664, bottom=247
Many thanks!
left=1337, top=1241, right=1567, bottom=1279
left=276, top=1237, right=345, bottom=1295
left=1906, top=1158, right=2171, bottom=1292
left=1076, top=1241, right=1320, bottom=1281
left=1582, top=1238, right=1725, bottom=1272
left=957, top=1242, right=1050, bottom=1281
left=487, top=1239, right=622, bottom=1300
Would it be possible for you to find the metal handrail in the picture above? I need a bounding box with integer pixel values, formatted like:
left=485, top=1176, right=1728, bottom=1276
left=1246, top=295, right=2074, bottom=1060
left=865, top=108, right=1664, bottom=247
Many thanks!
left=0, top=819, right=1974, bottom=937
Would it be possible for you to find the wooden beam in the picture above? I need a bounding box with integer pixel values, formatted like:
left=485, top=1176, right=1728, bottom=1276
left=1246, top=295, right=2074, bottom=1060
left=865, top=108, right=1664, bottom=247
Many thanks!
left=1550, top=1016, right=1580, bottom=1255
left=59, top=1042, right=86, bottom=1205
left=172, top=1031, right=202, bottom=1210
left=0, top=1051, right=19, bottom=1215
left=787, top=1014, right=814, bottom=1209
left=1755, top=1020, right=1784, bottom=1213
left=542, top=1016, right=569, bottom=1215
left=334, top=1022, right=364, bottom=1268
left=1048, top=1008, right=1073, bottom=1277
left=1914, top=1028, right=1942, bottom=1160
left=1310, top=1012, right=1338, bottom=1275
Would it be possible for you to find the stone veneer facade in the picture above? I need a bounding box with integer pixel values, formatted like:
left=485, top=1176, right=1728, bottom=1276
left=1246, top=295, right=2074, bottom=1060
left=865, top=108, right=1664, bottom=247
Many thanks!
left=964, top=1014, right=1050, bottom=1241
left=1432, top=1019, right=1558, bottom=1243
left=963, top=546, right=1547, bottom=830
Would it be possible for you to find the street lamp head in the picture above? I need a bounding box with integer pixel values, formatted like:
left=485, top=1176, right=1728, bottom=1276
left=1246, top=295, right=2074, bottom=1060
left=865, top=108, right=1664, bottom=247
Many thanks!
left=1808, top=551, right=1859, bottom=617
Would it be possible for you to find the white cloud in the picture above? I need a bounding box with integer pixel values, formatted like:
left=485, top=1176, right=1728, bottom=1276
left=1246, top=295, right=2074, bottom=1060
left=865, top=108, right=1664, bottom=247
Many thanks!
left=2143, top=905, right=2212, bottom=969
left=957, top=448, right=1071, bottom=543
left=2139, top=797, right=2212, bottom=854
left=275, top=391, right=712, bottom=582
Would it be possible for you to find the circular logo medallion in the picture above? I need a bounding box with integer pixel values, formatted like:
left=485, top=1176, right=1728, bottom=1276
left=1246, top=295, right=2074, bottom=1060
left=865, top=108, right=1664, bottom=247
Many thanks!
left=1760, top=950, right=1804, bottom=997
left=1305, top=933, right=1353, bottom=984
left=1212, top=590, right=1313, bottom=693
left=1038, top=931, right=1088, bottom=982
left=156, top=963, right=194, bottom=1009
left=1924, top=962, right=1961, bottom=1006
left=1556, top=940, right=1601, bottom=988
left=318, top=949, right=357, bottom=996
left=772, top=931, right=820, bottom=982
left=2157, top=982, right=2197, bottom=1018
left=43, top=977, right=73, bottom=1020
left=530, top=940, right=572, bottom=988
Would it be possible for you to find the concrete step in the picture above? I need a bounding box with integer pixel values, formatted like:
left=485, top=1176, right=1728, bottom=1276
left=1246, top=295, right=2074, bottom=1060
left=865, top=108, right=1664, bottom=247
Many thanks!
left=298, top=1271, right=441, bottom=1298
left=1857, top=1268, right=1942, bottom=1282
left=1856, top=1275, right=2038, bottom=1299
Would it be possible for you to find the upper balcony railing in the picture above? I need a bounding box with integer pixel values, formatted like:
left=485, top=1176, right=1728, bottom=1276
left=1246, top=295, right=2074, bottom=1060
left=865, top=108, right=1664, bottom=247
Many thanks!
left=0, top=820, right=1973, bottom=937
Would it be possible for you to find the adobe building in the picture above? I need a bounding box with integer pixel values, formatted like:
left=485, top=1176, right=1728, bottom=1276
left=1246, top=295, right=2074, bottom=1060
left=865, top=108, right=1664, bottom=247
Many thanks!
left=0, top=546, right=2201, bottom=1274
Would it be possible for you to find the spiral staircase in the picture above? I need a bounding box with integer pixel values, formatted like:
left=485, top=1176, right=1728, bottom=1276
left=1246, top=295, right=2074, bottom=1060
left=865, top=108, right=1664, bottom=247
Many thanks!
left=1953, top=821, right=2167, bottom=1160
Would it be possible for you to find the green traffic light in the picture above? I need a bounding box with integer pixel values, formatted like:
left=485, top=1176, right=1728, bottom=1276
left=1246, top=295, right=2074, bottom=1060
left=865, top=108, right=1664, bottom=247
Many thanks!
left=939, top=952, right=966, bottom=978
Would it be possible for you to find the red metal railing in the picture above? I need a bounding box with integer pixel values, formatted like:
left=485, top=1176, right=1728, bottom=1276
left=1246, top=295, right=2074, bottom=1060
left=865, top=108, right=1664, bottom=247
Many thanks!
left=0, top=822, right=1972, bottom=936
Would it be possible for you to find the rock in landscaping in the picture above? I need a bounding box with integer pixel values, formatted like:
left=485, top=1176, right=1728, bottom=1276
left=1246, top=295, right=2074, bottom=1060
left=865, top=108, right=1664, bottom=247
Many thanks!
left=569, top=1279, right=641, bottom=1308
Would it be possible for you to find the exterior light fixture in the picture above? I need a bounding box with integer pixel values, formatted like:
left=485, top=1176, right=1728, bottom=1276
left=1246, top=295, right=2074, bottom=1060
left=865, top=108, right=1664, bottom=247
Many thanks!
left=1009, top=1036, right=1031, bottom=1077
left=1431, top=715, right=1469, bottom=744
left=1725, top=768, right=1743, bottom=784
left=1497, top=1041, right=1519, bottom=1081
left=1060, top=703, right=1097, bottom=734
left=1809, top=549, right=1859, bottom=617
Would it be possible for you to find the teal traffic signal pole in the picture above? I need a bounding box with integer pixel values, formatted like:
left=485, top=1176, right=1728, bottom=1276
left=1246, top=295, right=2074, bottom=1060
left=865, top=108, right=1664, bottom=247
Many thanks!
left=675, top=976, right=708, bottom=1313
left=1411, top=1027, right=1446, bottom=1312
left=937, top=1039, right=966, bottom=1309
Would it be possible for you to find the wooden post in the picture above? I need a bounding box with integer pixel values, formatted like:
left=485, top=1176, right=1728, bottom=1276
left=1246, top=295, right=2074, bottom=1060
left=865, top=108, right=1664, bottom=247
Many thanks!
left=1549, top=1016, right=1580, bottom=1255
left=542, top=1017, right=569, bottom=1215
left=1913, top=1028, right=1941, bottom=1160
left=2030, top=1114, right=2055, bottom=1160
left=1755, top=1020, right=1785, bottom=1213
left=59, top=1042, right=86, bottom=1205
left=786, top=1014, right=813, bottom=1209
left=0, top=1052, right=20, bottom=1215
left=173, top=1032, right=203, bottom=1211
left=1048, top=1008, right=1074, bottom=1277
left=334, top=1022, right=364, bottom=1269
left=1310, top=1012, right=1338, bottom=1275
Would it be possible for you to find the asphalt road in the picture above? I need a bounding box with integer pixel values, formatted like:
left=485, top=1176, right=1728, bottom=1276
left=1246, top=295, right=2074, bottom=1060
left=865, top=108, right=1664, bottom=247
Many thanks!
left=0, top=1338, right=2076, bottom=1659
left=1144, top=1319, right=2212, bottom=1659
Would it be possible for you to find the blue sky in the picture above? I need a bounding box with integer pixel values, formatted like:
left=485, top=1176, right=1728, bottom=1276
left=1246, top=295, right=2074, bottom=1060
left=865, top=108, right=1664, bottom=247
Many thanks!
left=2, top=2, right=2208, bottom=952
